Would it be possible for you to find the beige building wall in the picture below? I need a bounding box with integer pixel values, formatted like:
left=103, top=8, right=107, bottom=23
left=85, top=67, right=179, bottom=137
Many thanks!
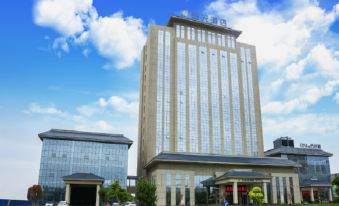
left=138, top=18, right=265, bottom=176
left=148, top=163, right=301, bottom=206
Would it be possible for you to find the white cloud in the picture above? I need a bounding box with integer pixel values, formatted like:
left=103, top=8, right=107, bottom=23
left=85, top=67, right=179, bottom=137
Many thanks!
left=99, top=96, right=139, bottom=116
left=52, top=37, right=69, bottom=53
left=25, top=103, right=65, bottom=116
left=33, top=0, right=146, bottom=69
left=206, top=0, right=339, bottom=68
left=34, top=0, right=94, bottom=36
left=89, top=12, right=146, bottom=69
left=95, top=120, right=113, bottom=131
left=206, top=0, right=339, bottom=114
left=76, top=104, right=99, bottom=117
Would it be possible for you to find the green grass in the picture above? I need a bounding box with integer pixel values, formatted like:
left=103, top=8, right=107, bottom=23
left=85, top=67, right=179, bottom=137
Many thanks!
left=277, top=204, right=339, bottom=206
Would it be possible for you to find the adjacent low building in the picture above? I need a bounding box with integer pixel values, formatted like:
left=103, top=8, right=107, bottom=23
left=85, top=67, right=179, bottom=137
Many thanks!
left=265, top=137, right=333, bottom=203
left=38, top=129, right=132, bottom=205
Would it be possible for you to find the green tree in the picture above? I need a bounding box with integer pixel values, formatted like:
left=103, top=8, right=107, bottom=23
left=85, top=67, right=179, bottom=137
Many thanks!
left=101, top=180, right=132, bottom=204
left=99, top=187, right=111, bottom=204
left=27, top=185, right=43, bottom=206
left=136, top=178, right=157, bottom=206
left=332, top=176, right=339, bottom=196
left=248, top=187, right=264, bottom=205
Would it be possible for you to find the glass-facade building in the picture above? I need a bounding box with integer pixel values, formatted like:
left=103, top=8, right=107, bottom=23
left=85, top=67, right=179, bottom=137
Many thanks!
left=38, top=129, right=132, bottom=202
left=265, top=137, right=333, bottom=203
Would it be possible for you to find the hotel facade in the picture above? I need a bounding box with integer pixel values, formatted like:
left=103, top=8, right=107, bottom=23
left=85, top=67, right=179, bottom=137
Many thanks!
left=137, top=15, right=302, bottom=205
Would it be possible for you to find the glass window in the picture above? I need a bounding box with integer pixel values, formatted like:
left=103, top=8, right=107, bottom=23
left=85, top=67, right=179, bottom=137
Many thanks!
left=177, top=42, right=186, bottom=152
left=164, top=31, right=171, bottom=151
left=220, top=50, right=232, bottom=155
left=166, top=174, right=171, bottom=206
left=188, top=44, right=198, bottom=153
left=199, top=47, right=209, bottom=153
left=230, top=52, right=243, bottom=155
left=210, top=48, right=221, bottom=154
left=156, top=30, right=164, bottom=154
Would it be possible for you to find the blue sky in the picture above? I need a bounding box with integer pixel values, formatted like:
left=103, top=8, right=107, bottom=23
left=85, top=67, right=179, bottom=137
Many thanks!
left=1, top=0, right=339, bottom=199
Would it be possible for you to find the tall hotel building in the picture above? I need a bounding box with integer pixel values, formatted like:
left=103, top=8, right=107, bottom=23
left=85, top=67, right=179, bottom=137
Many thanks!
left=138, top=16, right=301, bottom=205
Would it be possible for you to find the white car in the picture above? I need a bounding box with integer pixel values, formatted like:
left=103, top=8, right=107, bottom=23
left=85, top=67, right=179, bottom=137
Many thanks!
left=57, top=201, right=69, bottom=206
left=124, top=202, right=136, bottom=206
left=45, top=203, right=53, bottom=206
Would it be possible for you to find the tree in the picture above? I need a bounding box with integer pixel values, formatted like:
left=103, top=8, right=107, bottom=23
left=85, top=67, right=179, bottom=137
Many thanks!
left=99, top=180, right=132, bottom=205
left=27, top=185, right=43, bottom=206
left=248, top=187, right=264, bottom=205
left=99, top=187, right=111, bottom=205
left=136, top=178, right=157, bottom=206
left=332, top=176, right=339, bottom=197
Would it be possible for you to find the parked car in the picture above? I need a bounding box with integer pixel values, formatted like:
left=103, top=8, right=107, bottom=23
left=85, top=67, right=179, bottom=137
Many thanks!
left=57, top=201, right=69, bottom=206
left=112, top=203, right=120, bottom=206
left=45, top=202, right=53, bottom=206
left=123, top=202, right=136, bottom=206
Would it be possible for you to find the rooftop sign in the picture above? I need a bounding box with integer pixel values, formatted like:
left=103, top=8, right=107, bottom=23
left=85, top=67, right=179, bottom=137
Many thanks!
left=180, top=10, right=227, bottom=28
left=300, top=143, right=321, bottom=149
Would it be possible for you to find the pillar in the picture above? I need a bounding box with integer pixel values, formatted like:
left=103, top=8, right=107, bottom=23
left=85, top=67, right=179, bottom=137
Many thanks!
left=286, top=178, right=292, bottom=204
left=263, top=182, right=268, bottom=204
left=271, top=177, right=277, bottom=204
left=310, top=187, right=315, bottom=202
left=190, top=174, right=195, bottom=206
left=65, top=184, right=71, bottom=204
left=329, top=187, right=333, bottom=202
left=219, top=185, right=225, bottom=203
left=233, top=182, right=238, bottom=205
left=279, top=177, right=285, bottom=204
left=293, top=175, right=301, bottom=204
left=96, top=184, right=100, bottom=206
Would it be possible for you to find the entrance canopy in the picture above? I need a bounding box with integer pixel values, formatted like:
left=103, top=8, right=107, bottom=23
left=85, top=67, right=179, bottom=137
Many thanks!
left=63, top=173, right=104, bottom=206
left=215, top=170, right=271, bottom=185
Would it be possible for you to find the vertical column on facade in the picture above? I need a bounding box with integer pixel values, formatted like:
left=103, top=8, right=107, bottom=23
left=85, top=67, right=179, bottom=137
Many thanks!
left=219, top=185, right=225, bottom=203
left=171, top=174, right=176, bottom=205
left=65, top=183, right=71, bottom=204
left=95, top=184, right=100, bottom=206
left=271, top=177, right=277, bottom=204
left=157, top=172, right=166, bottom=206
left=293, top=175, right=301, bottom=203
left=263, top=182, right=268, bottom=204
left=286, top=177, right=292, bottom=204
left=310, top=187, right=315, bottom=202
left=329, top=187, right=333, bottom=202
left=279, top=177, right=285, bottom=204
left=190, top=174, right=195, bottom=206
left=233, top=181, right=238, bottom=204
left=181, top=175, right=185, bottom=206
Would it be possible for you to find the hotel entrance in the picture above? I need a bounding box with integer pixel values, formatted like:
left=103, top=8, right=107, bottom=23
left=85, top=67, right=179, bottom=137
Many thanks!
left=215, top=170, right=271, bottom=205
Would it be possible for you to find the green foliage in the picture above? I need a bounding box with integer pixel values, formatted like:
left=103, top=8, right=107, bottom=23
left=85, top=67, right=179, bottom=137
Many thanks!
left=333, top=176, right=339, bottom=196
left=136, top=178, right=157, bottom=206
left=248, top=187, right=264, bottom=205
left=27, top=185, right=43, bottom=206
left=99, top=180, right=132, bottom=204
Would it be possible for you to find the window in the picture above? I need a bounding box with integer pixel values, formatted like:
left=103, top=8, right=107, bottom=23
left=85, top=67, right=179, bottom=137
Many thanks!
left=188, top=44, right=198, bottom=153
left=220, top=50, right=232, bottom=155
left=177, top=42, right=186, bottom=152
left=210, top=48, right=221, bottom=154
left=230, top=52, right=242, bottom=155
left=199, top=47, right=209, bottom=153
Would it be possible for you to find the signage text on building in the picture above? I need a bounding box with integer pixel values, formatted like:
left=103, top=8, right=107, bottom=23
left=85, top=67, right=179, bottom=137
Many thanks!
left=180, top=10, right=227, bottom=28
left=300, top=143, right=321, bottom=149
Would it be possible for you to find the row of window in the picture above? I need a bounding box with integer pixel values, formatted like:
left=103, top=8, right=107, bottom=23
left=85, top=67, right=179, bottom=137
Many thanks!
left=176, top=24, right=236, bottom=48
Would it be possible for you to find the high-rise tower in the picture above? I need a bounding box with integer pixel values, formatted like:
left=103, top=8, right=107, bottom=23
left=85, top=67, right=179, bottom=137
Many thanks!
left=137, top=15, right=301, bottom=206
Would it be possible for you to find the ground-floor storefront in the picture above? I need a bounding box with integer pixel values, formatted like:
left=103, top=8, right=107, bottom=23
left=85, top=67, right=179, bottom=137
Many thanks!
left=145, top=153, right=302, bottom=206
left=301, top=185, right=333, bottom=203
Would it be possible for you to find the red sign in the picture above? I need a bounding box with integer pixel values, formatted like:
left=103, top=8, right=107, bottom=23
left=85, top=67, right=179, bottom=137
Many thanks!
left=225, top=186, right=248, bottom=192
